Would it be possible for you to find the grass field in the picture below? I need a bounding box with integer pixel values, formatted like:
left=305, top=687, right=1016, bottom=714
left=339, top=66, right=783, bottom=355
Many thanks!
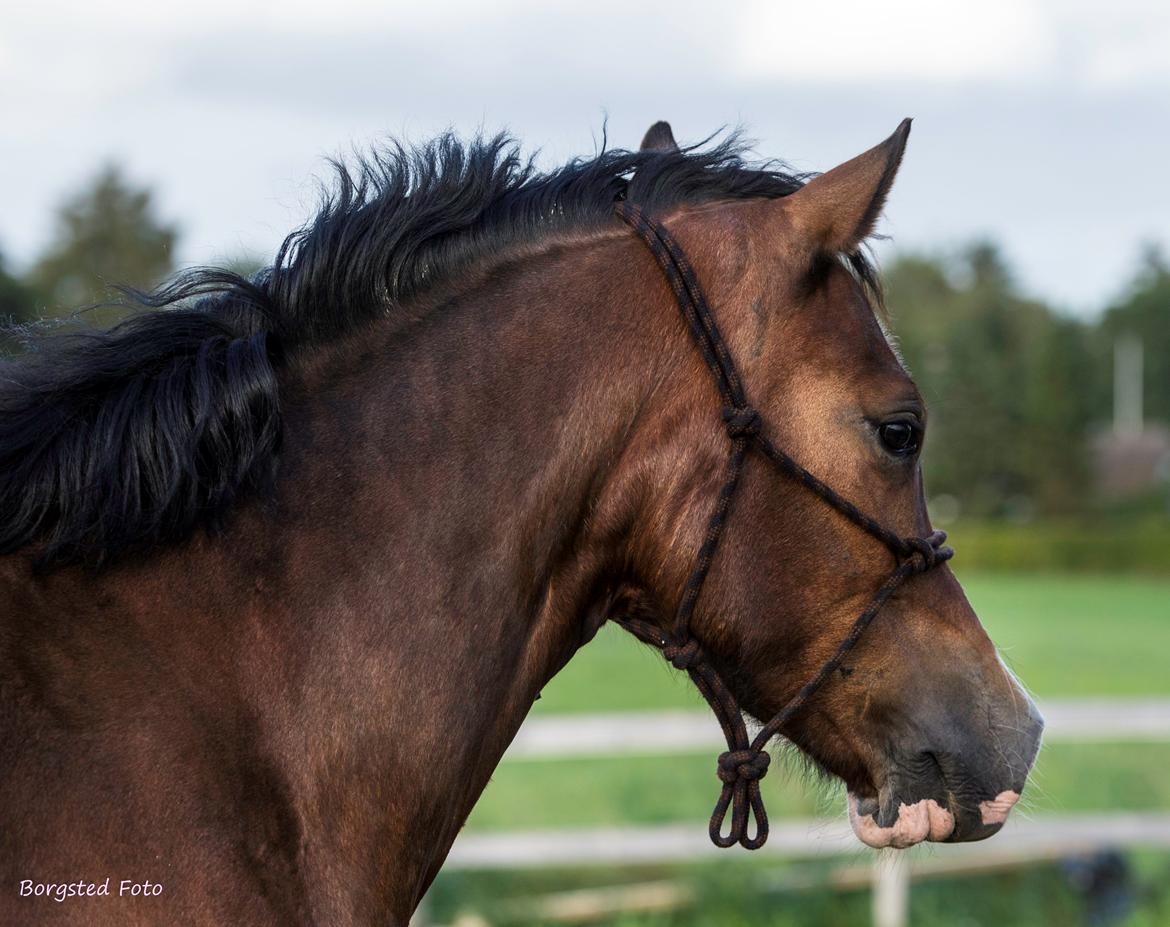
left=531, top=572, right=1170, bottom=716
left=431, top=856, right=1166, bottom=927
left=443, top=573, right=1170, bottom=925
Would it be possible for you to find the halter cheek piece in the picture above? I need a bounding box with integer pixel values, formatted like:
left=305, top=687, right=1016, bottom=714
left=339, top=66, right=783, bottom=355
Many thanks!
left=612, top=202, right=953, bottom=850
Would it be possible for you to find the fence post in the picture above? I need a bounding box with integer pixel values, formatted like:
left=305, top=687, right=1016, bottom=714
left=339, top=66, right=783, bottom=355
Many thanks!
left=872, top=851, right=910, bottom=927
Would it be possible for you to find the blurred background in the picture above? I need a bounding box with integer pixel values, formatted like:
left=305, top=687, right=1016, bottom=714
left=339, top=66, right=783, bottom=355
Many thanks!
left=3, top=2, right=1168, bottom=924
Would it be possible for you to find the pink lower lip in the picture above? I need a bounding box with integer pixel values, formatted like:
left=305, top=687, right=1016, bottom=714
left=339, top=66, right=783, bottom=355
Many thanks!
left=847, top=793, right=955, bottom=848
left=979, top=790, right=1020, bottom=825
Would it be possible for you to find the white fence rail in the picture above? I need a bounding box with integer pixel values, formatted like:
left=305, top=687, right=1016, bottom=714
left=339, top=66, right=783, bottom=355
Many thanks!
left=447, top=812, right=1170, bottom=870
left=503, top=698, right=1170, bottom=761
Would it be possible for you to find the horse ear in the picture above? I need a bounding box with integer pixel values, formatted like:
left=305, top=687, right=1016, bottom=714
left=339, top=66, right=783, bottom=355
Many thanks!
left=784, top=118, right=911, bottom=254
left=640, top=121, right=679, bottom=152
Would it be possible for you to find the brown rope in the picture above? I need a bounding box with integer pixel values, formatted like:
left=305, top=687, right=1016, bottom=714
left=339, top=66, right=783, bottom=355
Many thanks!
left=613, top=201, right=953, bottom=850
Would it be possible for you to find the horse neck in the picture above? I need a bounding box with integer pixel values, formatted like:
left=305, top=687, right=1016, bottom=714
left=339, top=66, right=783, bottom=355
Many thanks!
left=236, top=233, right=677, bottom=916
left=0, top=225, right=722, bottom=921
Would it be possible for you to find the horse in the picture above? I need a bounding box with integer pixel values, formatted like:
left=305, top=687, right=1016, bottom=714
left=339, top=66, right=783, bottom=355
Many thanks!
left=0, top=118, right=1043, bottom=926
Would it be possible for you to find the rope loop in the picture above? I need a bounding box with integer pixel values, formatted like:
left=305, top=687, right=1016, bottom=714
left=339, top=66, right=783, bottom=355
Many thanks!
left=716, top=748, right=771, bottom=783
left=662, top=638, right=703, bottom=671
left=900, top=530, right=954, bottom=573
left=721, top=406, right=762, bottom=440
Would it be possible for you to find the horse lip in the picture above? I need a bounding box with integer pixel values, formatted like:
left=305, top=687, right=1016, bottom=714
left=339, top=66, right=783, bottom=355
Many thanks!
left=979, top=790, right=1020, bottom=826
left=847, top=791, right=956, bottom=848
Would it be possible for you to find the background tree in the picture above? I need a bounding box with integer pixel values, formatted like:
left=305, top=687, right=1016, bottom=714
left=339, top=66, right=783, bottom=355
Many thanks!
left=886, top=243, right=1096, bottom=518
left=0, top=249, right=35, bottom=325
left=29, top=164, right=178, bottom=321
left=0, top=248, right=37, bottom=354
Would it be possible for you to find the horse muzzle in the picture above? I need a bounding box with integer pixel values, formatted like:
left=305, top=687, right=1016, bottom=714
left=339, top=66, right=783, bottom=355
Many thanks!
left=846, top=696, right=1044, bottom=848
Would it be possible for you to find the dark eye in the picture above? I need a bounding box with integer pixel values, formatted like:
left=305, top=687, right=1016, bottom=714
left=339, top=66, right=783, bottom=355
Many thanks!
left=878, top=421, right=921, bottom=457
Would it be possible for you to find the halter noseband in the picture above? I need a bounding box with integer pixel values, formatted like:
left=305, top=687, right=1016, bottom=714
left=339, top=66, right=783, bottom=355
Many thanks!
left=612, top=201, right=953, bottom=850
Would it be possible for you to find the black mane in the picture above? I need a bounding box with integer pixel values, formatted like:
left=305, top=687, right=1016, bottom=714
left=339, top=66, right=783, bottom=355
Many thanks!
left=0, top=131, right=869, bottom=568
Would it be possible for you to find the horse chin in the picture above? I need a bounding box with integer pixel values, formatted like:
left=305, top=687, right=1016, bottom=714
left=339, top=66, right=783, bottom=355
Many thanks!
left=846, top=791, right=958, bottom=848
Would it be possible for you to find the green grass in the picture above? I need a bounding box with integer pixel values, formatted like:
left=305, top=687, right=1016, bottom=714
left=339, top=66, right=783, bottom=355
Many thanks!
left=965, top=573, right=1170, bottom=696
left=534, top=572, right=1170, bottom=715
left=431, top=858, right=1166, bottom=927
left=531, top=622, right=706, bottom=715
left=431, top=860, right=1120, bottom=927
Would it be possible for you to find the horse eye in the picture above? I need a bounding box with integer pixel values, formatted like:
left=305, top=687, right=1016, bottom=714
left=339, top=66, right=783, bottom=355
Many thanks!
left=878, top=421, right=920, bottom=457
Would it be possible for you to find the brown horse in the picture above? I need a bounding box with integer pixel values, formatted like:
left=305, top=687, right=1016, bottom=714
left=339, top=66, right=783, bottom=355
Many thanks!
left=0, top=120, right=1042, bottom=925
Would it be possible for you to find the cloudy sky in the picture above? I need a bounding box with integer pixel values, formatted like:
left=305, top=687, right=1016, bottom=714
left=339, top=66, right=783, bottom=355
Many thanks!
left=2, top=0, right=1168, bottom=315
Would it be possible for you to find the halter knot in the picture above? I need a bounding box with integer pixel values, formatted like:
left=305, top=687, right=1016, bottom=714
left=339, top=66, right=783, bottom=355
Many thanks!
left=722, top=406, right=762, bottom=440
left=716, top=748, right=771, bottom=783
left=901, top=530, right=953, bottom=573
left=662, top=638, right=703, bottom=671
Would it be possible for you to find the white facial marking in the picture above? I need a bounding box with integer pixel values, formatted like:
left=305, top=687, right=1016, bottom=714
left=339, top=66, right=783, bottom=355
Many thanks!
left=874, top=312, right=909, bottom=371
left=847, top=793, right=956, bottom=848
left=979, top=790, right=1020, bottom=826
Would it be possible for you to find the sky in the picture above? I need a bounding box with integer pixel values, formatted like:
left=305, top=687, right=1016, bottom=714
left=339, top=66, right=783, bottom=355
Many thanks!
left=2, top=0, right=1168, bottom=316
